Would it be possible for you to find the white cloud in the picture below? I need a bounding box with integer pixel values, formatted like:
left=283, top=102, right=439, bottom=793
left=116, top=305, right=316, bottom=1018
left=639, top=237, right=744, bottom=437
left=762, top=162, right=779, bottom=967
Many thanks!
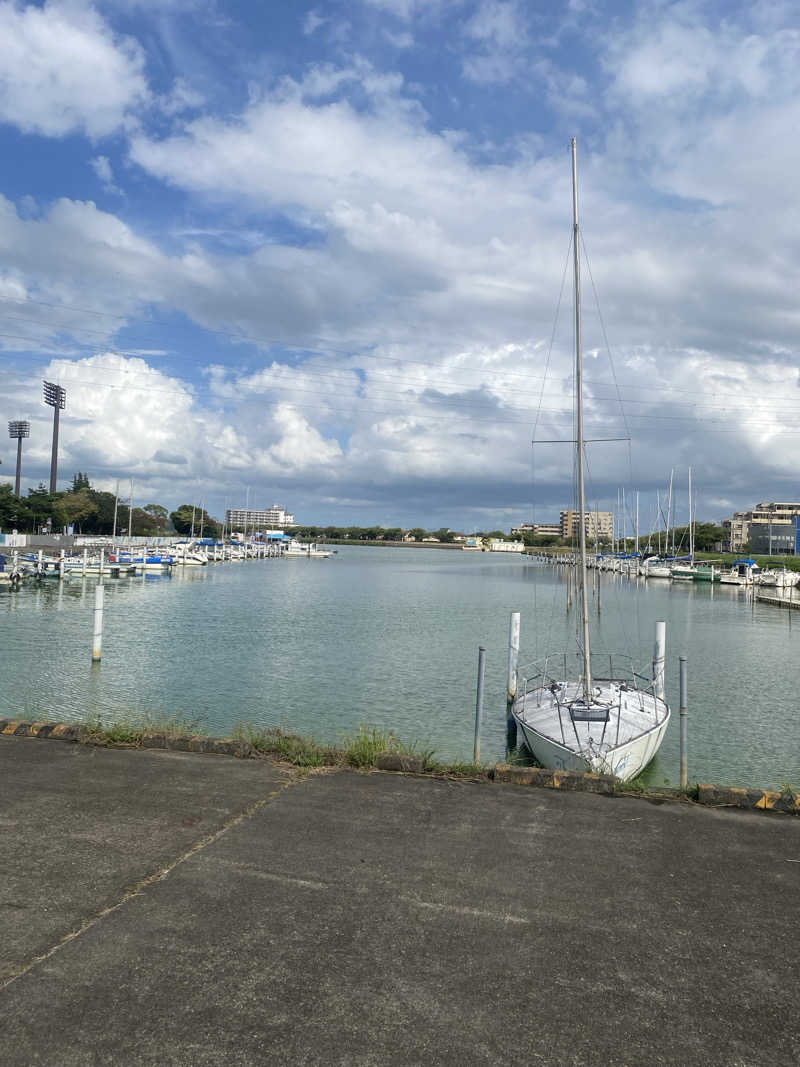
left=90, top=154, right=123, bottom=195
left=303, top=9, right=326, bottom=35
left=461, top=0, right=528, bottom=85
left=0, top=0, right=149, bottom=138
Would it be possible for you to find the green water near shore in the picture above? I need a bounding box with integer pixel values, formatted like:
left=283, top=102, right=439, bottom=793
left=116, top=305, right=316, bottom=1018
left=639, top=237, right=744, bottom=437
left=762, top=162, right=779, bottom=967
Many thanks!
left=1, top=546, right=798, bottom=789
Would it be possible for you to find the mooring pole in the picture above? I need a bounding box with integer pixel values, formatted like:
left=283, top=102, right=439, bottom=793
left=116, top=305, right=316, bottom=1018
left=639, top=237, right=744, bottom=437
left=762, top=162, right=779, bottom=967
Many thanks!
left=474, top=646, right=486, bottom=764
left=652, top=620, right=666, bottom=701
left=507, top=611, right=520, bottom=703
left=92, top=584, right=105, bottom=662
left=679, top=655, right=688, bottom=788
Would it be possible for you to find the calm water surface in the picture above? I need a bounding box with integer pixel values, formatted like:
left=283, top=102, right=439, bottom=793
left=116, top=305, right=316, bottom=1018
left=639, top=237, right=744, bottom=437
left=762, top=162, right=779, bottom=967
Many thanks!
left=2, top=546, right=798, bottom=789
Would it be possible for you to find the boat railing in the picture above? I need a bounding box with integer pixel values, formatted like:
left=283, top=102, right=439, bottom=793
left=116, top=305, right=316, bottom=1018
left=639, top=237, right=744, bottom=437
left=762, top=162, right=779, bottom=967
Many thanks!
left=517, top=650, right=654, bottom=695
left=516, top=650, right=660, bottom=748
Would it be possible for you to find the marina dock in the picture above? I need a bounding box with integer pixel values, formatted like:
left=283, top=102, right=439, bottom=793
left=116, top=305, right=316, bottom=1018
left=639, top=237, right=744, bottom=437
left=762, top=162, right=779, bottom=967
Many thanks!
left=755, top=591, right=800, bottom=609
left=1, top=735, right=797, bottom=1064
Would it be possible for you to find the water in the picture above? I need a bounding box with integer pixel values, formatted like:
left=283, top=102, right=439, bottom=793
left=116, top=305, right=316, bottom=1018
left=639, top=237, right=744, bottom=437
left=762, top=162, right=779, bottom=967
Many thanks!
left=1, top=547, right=798, bottom=789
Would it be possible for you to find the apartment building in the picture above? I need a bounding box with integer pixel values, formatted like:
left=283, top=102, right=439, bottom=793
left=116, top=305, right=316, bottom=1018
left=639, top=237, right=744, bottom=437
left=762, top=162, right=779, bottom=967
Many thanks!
left=559, top=509, right=613, bottom=543
left=723, top=502, right=800, bottom=552
left=226, top=505, right=295, bottom=530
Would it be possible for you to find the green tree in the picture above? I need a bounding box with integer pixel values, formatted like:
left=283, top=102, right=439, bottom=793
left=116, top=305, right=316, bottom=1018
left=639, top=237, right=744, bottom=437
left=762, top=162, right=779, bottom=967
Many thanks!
left=71, top=472, right=91, bottom=491
left=170, top=504, right=220, bottom=539
left=0, top=484, right=32, bottom=530
left=408, top=527, right=427, bottom=541
left=53, top=489, right=98, bottom=532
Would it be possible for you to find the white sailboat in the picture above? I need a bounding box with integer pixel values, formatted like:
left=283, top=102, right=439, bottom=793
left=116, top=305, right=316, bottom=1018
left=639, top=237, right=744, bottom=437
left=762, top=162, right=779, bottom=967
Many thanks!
left=511, top=139, right=671, bottom=782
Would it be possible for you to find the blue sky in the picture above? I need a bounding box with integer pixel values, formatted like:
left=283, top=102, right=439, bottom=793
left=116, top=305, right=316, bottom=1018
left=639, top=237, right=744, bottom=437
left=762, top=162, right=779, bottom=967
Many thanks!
left=0, top=0, right=799, bottom=531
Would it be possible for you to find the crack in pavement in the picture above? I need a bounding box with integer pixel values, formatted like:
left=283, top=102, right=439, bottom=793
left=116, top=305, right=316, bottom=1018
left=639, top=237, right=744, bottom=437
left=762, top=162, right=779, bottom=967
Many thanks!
left=0, top=771, right=306, bottom=993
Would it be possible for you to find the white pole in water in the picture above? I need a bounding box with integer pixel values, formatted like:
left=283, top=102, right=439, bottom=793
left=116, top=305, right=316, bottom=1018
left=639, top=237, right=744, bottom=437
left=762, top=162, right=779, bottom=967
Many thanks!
left=507, top=611, right=521, bottom=702
left=635, top=491, right=639, bottom=559
left=58, top=548, right=65, bottom=580
left=92, top=583, right=104, bottom=662
left=82, top=547, right=87, bottom=576
left=679, top=656, right=688, bottom=788
left=99, top=547, right=105, bottom=577
left=652, top=620, right=666, bottom=701
left=474, top=646, right=486, bottom=764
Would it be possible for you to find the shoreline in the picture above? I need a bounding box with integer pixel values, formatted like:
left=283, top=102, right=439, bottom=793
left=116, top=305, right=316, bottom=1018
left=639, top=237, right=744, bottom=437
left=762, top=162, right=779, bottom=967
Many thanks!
left=2, top=717, right=797, bottom=816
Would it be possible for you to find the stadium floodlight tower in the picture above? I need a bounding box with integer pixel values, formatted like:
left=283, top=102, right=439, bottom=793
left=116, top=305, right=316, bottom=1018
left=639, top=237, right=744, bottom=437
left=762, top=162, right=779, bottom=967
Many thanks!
left=8, top=420, right=30, bottom=496
left=43, top=381, right=66, bottom=494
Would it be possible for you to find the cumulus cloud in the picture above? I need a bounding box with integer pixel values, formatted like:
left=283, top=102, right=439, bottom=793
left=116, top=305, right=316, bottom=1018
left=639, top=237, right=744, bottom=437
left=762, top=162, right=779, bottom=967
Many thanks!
left=0, top=0, right=148, bottom=138
left=3, top=1, right=800, bottom=525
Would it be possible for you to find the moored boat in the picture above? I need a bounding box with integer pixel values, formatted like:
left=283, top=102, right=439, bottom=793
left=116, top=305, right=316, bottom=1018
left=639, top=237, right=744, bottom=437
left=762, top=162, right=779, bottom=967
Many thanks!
left=511, top=138, right=670, bottom=783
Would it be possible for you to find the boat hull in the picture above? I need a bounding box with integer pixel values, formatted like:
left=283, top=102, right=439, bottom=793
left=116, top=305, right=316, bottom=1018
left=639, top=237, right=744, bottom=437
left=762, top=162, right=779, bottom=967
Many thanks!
left=511, top=679, right=670, bottom=782
left=515, top=712, right=670, bottom=782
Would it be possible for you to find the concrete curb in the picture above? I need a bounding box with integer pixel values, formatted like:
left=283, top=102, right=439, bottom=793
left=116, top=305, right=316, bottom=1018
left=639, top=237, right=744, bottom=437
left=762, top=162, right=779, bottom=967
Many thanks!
left=376, top=753, right=426, bottom=774
left=492, top=764, right=616, bottom=795
left=3, top=720, right=797, bottom=814
left=0, top=720, right=251, bottom=758
left=697, top=783, right=800, bottom=814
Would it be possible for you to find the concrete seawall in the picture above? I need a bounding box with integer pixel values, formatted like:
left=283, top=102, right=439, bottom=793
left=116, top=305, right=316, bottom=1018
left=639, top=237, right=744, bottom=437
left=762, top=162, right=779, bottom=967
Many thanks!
left=1, top=733, right=799, bottom=1065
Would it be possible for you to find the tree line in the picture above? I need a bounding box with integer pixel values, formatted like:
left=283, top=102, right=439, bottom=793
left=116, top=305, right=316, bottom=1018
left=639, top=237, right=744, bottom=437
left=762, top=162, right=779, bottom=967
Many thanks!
left=0, top=473, right=220, bottom=538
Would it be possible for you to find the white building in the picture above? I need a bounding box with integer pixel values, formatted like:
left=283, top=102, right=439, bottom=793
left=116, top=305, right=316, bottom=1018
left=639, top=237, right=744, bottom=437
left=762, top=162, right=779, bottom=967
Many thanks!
left=488, top=539, right=525, bottom=553
left=511, top=522, right=561, bottom=538
left=226, top=505, right=295, bottom=530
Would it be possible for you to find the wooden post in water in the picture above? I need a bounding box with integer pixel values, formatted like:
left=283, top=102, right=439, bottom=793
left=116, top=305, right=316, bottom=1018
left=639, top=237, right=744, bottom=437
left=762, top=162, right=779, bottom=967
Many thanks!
left=652, top=620, right=666, bottom=701
left=474, top=646, right=486, bottom=764
left=679, top=656, right=688, bottom=788
left=92, top=584, right=104, bottom=662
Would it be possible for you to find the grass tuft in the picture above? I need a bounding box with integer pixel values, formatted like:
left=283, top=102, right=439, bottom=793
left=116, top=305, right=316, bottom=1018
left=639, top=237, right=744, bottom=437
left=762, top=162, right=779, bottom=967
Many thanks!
left=234, top=724, right=333, bottom=767
left=84, top=712, right=205, bottom=747
left=341, top=725, right=408, bottom=768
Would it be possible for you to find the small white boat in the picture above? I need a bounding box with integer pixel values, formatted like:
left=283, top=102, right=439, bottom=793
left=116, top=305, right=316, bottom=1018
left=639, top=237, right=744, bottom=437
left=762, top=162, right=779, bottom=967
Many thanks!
left=641, top=557, right=672, bottom=579
left=719, top=558, right=760, bottom=585
left=283, top=539, right=331, bottom=559
left=758, top=567, right=797, bottom=588
left=513, top=654, right=671, bottom=781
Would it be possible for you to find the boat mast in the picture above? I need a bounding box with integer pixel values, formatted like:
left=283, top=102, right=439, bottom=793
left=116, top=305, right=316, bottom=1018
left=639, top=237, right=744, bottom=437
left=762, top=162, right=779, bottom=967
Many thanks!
left=571, top=137, right=592, bottom=703
left=688, top=466, right=693, bottom=560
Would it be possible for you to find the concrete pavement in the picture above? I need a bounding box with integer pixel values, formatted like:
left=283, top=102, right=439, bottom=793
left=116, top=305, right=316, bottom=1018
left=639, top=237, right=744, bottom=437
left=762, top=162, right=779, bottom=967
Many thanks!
left=1, top=735, right=798, bottom=1065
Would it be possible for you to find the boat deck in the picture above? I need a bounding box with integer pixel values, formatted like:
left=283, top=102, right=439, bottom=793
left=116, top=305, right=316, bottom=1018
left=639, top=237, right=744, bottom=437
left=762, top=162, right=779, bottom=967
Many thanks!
left=514, top=681, right=666, bottom=755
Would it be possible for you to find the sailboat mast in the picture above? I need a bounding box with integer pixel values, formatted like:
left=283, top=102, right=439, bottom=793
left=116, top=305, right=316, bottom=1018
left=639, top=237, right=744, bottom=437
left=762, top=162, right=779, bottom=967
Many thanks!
left=571, top=137, right=592, bottom=703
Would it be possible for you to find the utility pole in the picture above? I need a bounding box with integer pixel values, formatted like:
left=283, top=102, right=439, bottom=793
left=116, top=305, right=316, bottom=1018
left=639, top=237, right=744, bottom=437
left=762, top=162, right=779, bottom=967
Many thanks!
left=43, top=381, right=66, bottom=494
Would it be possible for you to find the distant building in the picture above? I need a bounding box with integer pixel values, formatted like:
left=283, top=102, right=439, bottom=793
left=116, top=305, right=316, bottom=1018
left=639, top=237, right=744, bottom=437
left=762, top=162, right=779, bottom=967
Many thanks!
left=226, top=505, right=295, bottom=530
left=488, top=539, right=524, bottom=553
left=559, top=510, right=613, bottom=543
left=510, top=522, right=561, bottom=537
left=723, top=502, right=800, bottom=552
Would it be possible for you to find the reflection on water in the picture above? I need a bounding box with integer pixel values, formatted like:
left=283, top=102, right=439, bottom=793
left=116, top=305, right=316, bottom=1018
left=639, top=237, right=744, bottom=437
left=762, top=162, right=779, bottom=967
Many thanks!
left=1, top=548, right=798, bottom=789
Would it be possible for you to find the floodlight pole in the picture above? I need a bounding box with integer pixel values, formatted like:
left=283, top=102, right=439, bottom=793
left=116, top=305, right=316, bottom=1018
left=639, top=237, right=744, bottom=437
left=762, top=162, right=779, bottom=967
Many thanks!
left=43, top=382, right=66, bottom=494
left=15, top=436, right=23, bottom=495
left=8, top=421, right=30, bottom=497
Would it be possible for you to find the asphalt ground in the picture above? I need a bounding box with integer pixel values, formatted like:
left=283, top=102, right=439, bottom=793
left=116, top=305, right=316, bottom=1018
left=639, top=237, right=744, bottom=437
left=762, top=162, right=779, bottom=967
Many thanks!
left=1, top=736, right=799, bottom=1066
